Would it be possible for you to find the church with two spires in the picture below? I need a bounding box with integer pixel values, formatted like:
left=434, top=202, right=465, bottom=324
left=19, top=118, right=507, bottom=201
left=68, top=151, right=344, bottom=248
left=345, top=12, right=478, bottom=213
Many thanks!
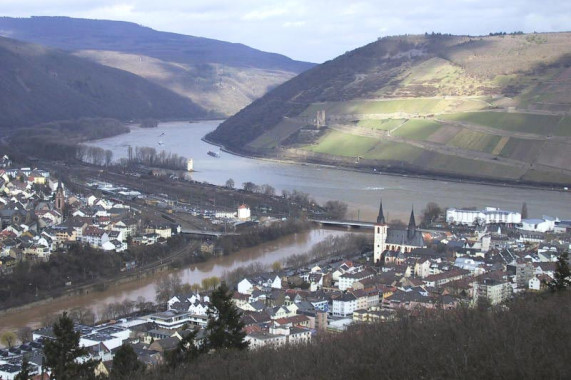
left=373, top=199, right=426, bottom=264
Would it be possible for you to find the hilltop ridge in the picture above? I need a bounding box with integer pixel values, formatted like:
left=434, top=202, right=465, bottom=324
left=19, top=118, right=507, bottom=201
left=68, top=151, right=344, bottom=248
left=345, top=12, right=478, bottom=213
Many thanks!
left=0, top=16, right=315, bottom=116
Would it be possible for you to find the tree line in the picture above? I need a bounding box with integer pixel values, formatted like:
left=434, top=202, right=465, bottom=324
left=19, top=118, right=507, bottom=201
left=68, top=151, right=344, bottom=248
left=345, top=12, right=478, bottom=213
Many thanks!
left=217, top=219, right=311, bottom=255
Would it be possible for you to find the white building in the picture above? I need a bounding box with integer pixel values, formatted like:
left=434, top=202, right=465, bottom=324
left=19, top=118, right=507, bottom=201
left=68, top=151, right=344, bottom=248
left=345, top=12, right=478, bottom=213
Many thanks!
left=520, top=217, right=557, bottom=233
left=332, top=293, right=357, bottom=316
left=446, top=207, right=521, bottom=225
left=237, top=204, right=251, bottom=220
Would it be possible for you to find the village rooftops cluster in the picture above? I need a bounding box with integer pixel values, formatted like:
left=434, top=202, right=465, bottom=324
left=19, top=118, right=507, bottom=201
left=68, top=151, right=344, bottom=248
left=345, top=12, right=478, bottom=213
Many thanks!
left=0, top=166, right=185, bottom=274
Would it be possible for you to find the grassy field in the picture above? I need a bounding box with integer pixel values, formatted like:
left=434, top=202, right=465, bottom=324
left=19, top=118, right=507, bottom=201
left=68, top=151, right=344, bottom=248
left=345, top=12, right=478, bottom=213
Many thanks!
left=420, top=151, right=525, bottom=179
left=307, top=130, right=378, bottom=157
left=356, top=118, right=405, bottom=130
left=364, top=141, right=425, bottom=161
left=447, top=130, right=502, bottom=154
left=392, top=119, right=442, bottom=140
left=499, top=138, right=544, bottom=163
left=441, top=112, right=560, bottom=135
left=555, top=116, right=571, bottom=136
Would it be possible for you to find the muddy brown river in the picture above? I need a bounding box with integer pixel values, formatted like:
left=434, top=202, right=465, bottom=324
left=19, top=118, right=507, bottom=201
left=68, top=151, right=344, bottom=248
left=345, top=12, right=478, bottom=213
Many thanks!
left=0, top=229, right=350, bottom=334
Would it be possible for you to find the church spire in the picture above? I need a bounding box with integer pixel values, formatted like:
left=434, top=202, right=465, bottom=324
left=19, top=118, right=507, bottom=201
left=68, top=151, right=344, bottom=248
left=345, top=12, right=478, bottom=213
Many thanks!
left=407, top=207, right=416, bottom=240
left=376, top=198, right=386, bottom=225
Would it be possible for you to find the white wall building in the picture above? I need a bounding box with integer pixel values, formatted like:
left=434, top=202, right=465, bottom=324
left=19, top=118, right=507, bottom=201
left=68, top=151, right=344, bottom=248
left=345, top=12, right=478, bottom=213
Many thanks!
left=237, top=204, right=251, bottom=220
left=520, top=217, right=557, bottom=232
left=446, top=207, right=521, bottom=225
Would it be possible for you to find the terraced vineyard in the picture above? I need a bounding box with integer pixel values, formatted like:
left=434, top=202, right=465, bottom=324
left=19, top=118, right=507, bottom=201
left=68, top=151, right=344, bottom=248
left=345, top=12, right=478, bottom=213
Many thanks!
left=209, top=32, right=571, bottom=185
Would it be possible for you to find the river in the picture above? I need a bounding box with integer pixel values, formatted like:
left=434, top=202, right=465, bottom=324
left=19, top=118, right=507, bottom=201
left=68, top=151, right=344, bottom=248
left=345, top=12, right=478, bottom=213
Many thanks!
left=0, top=229, right=351, bottom=334
left=3, top=119, right=568, bottom=334
left=86, top=120, right=571, bottom=222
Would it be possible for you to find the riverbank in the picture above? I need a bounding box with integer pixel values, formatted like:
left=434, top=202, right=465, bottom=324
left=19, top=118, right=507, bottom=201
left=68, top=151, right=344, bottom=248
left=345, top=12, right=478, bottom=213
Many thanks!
left=202, top=135, right=570, bottom=192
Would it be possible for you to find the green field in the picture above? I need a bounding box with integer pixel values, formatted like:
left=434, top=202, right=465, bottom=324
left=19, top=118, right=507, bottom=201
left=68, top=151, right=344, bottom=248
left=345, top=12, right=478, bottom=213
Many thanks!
left=555, top=116, right=571, bottom=136
left=421, top=152, right=525, bottom=179
left=447, top=130, right=502, bottom=153
left=307, top=130, right=378, bottom=157
left=392, top=119, right=442, bottom=140
left=499, top=138, right=543, bottom=163
left=364, top=141, right=424, bottom=161
left=356, top=119, right=405, bottom=130
left=441, top=112, right=560, bottom=135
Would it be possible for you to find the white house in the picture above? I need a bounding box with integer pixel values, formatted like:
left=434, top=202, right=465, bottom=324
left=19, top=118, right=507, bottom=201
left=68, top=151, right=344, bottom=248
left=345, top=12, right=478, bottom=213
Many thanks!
left=81, top=226, right=109, bottom=248
left=332, top=293, right=357, bottom=316
left=237, top=204, right=251, bottom=220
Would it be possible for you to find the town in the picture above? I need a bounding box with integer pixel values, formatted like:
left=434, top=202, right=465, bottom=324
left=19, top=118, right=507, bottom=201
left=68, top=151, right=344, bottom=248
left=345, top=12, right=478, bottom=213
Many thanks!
left=0, top=157, right=569, bottom=379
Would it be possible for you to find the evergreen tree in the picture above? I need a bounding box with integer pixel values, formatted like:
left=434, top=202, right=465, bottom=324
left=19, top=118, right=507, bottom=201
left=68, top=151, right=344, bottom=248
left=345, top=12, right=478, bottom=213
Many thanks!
left=548, top=252, right=571, bottom=291
left=15, top=356, right=31, bottom=380
left=110, top=343, right=144, bottom=379
left=43, top=312, right=99, bottom=380
left=165, top=329, right=200, bottom=368
left=204, top=283, right=249, bottom=351
left=521, top=202, right=529, bottom=219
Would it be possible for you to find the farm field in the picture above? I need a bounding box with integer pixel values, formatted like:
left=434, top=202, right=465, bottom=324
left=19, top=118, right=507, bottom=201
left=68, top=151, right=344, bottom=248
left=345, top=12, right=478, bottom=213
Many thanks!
left=392, top=119, right=442, bottom=140
left=440, top=112, right=561, bottom=135
left=447, top=130, right=502, bottom=154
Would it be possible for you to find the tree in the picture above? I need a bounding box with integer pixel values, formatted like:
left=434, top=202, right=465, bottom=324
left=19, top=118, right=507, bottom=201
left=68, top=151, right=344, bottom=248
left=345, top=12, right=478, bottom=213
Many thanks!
left=165, top=329, right=200, bottom=368
left=521, top=202, right=529, bottom=219
left=323, top=200, right=348, bottom=219
left=204, top=283, right=248, bottom=351
left=104, top=150, right=113, bottom=166
left=260, top=184, right=276, bottom=196
left=422, top=202, right=442, bottom=225
left=69, top=307, right=95, bottom=325
left=0, top=331, right=17, bottom=348
left=110, top=343, right=144, bottom=378
left=242, top=181, right=258, bottom=193
left=17, top=327, right=33, bottom=344
left=225, top=178, right=235, bottom=189
left=43, top=312, right=98, bottom=380
left=548, top=252, right=571, bottom=291
left=155, top=274, right=183, bottom=304
left=271, top=261, right=282, bottom=272
left=15, top=356, right=31, bottom=380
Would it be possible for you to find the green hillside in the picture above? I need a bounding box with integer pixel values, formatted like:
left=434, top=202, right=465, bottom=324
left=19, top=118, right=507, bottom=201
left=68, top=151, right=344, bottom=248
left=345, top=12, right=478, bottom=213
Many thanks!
left=208, top=33, right=571, bottom=185
left=0, top=36, right=207, bottom=128
left=0, top=17, right=315, bottom=116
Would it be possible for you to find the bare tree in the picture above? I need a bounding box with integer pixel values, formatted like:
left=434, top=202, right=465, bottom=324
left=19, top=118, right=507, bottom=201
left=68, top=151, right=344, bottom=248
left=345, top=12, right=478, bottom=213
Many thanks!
left=104, top=150, right=113, bottom=166
left=17, top=327, right=33, bottom=344
left=0, top=331, right=17, bottom=348
left=155, top=274, right=183, bottom=303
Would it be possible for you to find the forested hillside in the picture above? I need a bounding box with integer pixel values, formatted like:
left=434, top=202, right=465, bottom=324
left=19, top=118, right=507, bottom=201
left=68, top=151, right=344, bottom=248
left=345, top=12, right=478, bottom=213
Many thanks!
left=0, top=36, right=207, bottom=128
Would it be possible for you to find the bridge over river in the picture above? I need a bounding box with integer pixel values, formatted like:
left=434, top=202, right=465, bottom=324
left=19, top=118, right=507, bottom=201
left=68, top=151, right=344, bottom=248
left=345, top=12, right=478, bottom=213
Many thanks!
left=311, top=219, right=375, bottom=229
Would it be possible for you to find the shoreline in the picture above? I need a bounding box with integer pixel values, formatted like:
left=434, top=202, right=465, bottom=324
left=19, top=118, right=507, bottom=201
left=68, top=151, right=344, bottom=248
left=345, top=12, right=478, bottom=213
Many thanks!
left=201, top=135, right=570, bottom=194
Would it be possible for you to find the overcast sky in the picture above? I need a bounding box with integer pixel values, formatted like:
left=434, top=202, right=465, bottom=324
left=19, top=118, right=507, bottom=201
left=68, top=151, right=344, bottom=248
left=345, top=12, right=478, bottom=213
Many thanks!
left=2, top=0, right=570, bottom=63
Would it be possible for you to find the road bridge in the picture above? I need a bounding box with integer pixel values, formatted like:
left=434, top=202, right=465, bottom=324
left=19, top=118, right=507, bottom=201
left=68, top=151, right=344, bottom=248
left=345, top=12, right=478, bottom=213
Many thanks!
left=311, top=219, right=375, bottom=229
left=180, top=229, right=239, bottom=238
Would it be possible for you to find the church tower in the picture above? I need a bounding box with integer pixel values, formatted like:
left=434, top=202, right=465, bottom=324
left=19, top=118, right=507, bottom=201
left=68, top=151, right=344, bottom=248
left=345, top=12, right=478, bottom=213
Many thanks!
left=374, top=198, right=388, bottom=264
left=55, top=179, right=65, bottom=214
left=407, top=207, right=416, bottom=240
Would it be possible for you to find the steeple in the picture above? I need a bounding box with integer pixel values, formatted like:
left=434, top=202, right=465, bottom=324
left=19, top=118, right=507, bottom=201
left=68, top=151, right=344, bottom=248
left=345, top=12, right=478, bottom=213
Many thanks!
left=376, top=198, right=386, bottom=225
left=407, top=207, right=416, bottom=240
